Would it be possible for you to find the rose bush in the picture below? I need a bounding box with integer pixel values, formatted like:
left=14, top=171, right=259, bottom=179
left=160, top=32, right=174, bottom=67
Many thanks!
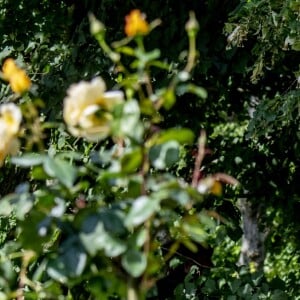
left=0, top=10, right=238, bottom=300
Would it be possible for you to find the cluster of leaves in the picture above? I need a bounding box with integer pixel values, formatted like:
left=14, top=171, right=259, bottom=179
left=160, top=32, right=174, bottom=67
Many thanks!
left=0, top=8, right=229, bottom=299
left=0, top=0, right=299, bottom=298
left=225, top=0, right=300, bottom=82
left=175, top=264, right=291, bottom=300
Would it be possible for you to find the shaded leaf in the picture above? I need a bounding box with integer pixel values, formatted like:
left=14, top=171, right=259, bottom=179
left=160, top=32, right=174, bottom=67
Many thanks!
left=80, top=214, right=126, bottom=257
left=47, top=241, right=87, bottom=283
left=121, top=148, right=143, bottom=173
left=149, top=141, right=180, bottom=170
left=121, top=249, right=147, bottom=278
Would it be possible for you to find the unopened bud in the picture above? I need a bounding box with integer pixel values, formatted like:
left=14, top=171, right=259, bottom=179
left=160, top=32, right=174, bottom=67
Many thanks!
left=89, top=13, right=105, bottom=37
left=185, top=11, right=199, bottom=37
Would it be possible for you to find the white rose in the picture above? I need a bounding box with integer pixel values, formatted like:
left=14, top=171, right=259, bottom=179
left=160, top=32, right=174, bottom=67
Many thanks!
left=0, top=103, right=22, bottom=166
left=63, top=77, right=124, bottom=141
left=0, top=103, right=22, bottom=135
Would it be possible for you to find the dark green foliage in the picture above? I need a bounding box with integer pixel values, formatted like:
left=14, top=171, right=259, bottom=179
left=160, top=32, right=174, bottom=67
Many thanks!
left=0, top=0, right=299, bottom=299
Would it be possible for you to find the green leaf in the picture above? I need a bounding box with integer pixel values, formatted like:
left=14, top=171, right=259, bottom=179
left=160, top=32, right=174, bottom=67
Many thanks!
left=229, top=278, right=241, bottom=293
left=125, top=196, right=160, bottom=227
left=121, top=249, right=147, bottom=278
left=128, top=228, right=147, bottom=248
left=80, top=217, right=105, bottom=255
left=149, top=141, right=180, bottom=170
left=0, top=196, right=14, bottom=216
left=134, top=48, right=161, bottom=69
left=80, top=214, right=127, bottom=257
left=117, top=100, right=143, bottom=142
left=162, top=89, right=176, bottom=110
left=14, top=193, right=34, bottom=220
left=177, top=84, right=207, bottom=99
left=43, top=157, right=77, bottom=188
left=19, top=211, right=52, bottom=253
left=121, top=148, right=143, bottom=173
left=11, top=153, right=46, bottom=167
left=47, top=240, right=87, bottom=283
left=149, top=128, right=195, bottom=146
left=182, top=216, right=209, bottom=244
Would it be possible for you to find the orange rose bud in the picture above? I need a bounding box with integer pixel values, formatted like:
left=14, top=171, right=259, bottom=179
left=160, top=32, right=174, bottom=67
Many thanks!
left=2, top=58, right=19, bottom=80
left=125, top=9, right=149, bottom=37
left=2, top=58, right=31, bottom=94
left=210, top=181, right=222, bottom=196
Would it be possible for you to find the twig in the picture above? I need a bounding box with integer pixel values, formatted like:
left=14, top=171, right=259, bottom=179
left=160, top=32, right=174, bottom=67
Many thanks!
left=191, top=130, right=206, bottom=188
left=161, top=246, right=211, bottom=269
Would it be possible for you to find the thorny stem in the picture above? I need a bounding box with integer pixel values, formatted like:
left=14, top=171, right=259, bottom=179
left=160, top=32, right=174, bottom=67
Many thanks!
left=192, top=130, right=206, bottom=188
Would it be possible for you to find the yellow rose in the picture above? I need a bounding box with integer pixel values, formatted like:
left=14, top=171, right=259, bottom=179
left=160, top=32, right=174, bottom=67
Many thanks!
left=2, top=58, right=19, bottom=80
left=0, top=103, right=22, bottom=166
left=2, top=58, right=31, bottom=94
left=9, top=69, right=32, bottom=94
left=63, top=77, right=124, bottom=141
left=125, top=10, right=149, bottom=37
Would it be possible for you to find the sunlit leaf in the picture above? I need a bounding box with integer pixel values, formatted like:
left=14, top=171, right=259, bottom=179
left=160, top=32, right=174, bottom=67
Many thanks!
left=125, top=196, right=160, bottom=227
left=148, top=128, right=195, bottom=147
left=43, top=157, right=77, bottom=188
left=11, top=153, right=46, bottom=167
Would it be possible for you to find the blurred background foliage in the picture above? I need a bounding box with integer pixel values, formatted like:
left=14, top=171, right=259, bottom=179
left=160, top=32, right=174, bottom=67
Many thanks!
left=0, top=0, right=300, bottom=298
